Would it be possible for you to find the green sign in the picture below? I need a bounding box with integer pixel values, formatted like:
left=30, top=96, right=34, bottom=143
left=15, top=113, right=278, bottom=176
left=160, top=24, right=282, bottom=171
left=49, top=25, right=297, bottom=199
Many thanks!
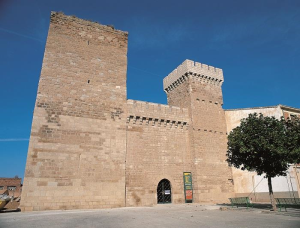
left=183, top=172, right=193, bottom=203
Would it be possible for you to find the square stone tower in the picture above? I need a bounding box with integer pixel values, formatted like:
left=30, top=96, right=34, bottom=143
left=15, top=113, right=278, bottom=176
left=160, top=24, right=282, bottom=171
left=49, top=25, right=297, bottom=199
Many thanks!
left=20, top=12, right=128, bottom=211
left=163, top=60, right=234, bottom=203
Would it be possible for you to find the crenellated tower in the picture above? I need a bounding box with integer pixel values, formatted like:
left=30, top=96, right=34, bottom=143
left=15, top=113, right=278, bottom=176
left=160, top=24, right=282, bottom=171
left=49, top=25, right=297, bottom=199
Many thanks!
left=163, top=60, right=234, bottom=203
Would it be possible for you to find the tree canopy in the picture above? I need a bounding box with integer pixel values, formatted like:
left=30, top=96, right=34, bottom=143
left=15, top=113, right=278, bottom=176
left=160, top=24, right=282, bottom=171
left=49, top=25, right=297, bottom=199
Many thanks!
left=226, top=113, right=300, bottom=210
left=227, top=113, right=300, bottom=178
left=284, top=115, right=300, bottom=164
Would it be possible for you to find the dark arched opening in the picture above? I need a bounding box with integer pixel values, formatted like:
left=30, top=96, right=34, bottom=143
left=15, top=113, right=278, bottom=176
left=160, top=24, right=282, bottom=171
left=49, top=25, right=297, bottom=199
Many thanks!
left=157, top=179, right=172, bottom=204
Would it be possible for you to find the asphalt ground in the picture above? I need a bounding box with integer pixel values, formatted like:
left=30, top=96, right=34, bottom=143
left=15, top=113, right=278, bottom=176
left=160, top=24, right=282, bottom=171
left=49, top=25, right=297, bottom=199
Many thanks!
left=1, top=204, right=300, bottom=228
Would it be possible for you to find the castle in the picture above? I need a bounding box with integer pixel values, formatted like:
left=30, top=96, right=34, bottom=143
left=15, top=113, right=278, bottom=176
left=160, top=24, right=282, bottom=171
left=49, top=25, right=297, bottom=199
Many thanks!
left=20, top=12, right=300, bottom=211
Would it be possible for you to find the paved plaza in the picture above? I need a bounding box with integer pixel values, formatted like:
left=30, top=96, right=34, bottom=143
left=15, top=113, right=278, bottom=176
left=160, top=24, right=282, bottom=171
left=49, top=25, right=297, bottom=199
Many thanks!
left=1, top=204, right=300, bottom=228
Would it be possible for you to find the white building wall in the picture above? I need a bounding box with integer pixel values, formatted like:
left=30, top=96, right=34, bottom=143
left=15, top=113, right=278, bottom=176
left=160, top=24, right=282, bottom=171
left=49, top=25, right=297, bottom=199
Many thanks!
left=225, top=106, right=299, bottom=201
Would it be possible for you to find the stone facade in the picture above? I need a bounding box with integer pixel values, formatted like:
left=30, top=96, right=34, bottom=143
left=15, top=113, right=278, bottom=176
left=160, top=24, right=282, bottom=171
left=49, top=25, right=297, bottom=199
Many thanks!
left=164, top=60, right=234, bottom=204
left=21, top=12, right=235, bottom=212
left=21, top=12, right=128, bottom=211
left=126, top=100, right=191, bottom=206
left=0, top=177, right=22, bottom=197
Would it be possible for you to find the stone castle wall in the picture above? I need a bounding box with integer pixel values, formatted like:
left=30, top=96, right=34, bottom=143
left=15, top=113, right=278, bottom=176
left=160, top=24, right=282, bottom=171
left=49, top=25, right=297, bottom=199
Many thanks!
left=127, top=99, right=189, bottom=125
left=126, top=100, right=190, bottom=206
left=20, top=12, right=128, bottom=211
left=22, top=12, right=234, bottom=211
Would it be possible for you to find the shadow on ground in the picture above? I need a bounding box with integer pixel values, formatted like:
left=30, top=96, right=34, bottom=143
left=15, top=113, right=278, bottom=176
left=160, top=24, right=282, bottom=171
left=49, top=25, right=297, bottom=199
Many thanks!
left=0, top=208, right=21, bottom=213
left=218, top=203, right=300, bottom=217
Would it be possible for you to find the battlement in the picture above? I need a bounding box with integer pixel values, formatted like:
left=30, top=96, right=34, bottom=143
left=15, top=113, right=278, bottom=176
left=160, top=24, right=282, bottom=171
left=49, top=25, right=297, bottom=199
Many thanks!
left=163, top=59, right=224, bottom=92
left=50, top=11, right=128, bottom=37
left=127, top=99, right=189, bottom=128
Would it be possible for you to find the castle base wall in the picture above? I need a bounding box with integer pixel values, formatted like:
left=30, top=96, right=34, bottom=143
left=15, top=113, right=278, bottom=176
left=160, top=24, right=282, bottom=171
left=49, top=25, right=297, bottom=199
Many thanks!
left=126, top=100, right=190, bottom=206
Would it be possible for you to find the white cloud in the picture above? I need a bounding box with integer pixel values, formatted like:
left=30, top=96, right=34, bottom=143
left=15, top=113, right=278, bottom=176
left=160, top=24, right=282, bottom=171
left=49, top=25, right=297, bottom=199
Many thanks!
left=0, top=138, right=29, bottom=142
left=0, top=27, right=43, bottom=43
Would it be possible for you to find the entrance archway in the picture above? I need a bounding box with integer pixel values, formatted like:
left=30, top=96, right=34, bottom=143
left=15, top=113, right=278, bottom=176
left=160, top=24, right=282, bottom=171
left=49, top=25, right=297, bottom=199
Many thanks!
left=157, top=179, right=172, bottom=204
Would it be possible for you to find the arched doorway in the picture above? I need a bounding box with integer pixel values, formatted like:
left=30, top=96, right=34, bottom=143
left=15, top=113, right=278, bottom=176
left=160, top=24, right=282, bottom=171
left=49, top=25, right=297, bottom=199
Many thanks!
left=157, top=179, right=172, bottom=204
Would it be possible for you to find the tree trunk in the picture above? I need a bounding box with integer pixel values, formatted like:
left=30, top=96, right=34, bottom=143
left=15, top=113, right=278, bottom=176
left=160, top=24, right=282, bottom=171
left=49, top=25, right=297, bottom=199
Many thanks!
left=267, top=176, right=277, bottom=211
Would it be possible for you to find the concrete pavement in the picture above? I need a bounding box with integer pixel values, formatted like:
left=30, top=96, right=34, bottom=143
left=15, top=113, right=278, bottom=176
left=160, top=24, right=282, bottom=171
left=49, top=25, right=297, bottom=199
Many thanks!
left=1, top=204, right=300, bottom=228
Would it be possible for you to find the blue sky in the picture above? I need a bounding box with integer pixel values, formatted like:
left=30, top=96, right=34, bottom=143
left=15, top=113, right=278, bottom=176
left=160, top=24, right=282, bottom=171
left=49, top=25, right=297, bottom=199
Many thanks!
left=0, top=0, right=300, bottom=180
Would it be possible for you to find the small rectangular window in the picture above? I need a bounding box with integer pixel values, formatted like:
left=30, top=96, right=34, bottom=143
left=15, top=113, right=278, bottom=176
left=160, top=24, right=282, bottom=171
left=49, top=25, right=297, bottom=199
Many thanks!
left=7, top=186, right=16, bottom=191
left=0, top=186, right=4, bottom=190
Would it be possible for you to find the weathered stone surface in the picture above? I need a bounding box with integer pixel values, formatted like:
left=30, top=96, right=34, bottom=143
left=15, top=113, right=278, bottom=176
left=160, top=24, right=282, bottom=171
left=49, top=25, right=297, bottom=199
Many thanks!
left=21, top=12, right=128, bottom=212
left=164, top=60, right=234, bottom=204
left=21, top=12, right=234, bottom=211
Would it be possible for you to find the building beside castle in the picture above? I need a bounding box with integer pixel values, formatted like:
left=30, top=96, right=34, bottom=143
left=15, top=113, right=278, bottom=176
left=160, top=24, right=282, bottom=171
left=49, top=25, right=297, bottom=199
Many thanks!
left=20, top=12, right=299, bottom=211
left=225, top=105, right=300, bottom=202
left=0, top=177, right=22, bottom=198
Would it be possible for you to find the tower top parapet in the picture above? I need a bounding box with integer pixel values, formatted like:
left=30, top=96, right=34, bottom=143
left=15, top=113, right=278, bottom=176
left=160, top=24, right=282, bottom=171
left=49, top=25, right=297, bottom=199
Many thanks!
left=163, top=59, right=224, bottom=92
left=50, top=11, right=128, bottom=37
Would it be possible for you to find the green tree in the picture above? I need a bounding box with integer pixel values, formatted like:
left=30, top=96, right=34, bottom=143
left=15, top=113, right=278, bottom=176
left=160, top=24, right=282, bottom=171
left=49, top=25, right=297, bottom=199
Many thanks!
left=285, top=116, right=300, bottom=163
left=226, top=113, right=300, bottom=210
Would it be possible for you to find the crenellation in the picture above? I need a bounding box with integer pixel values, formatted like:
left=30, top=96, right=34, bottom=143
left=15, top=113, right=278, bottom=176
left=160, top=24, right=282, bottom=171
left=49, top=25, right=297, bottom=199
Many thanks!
left=127, top=99, right=189, bottom=125
left=163, top=59, right=224, bottom=92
